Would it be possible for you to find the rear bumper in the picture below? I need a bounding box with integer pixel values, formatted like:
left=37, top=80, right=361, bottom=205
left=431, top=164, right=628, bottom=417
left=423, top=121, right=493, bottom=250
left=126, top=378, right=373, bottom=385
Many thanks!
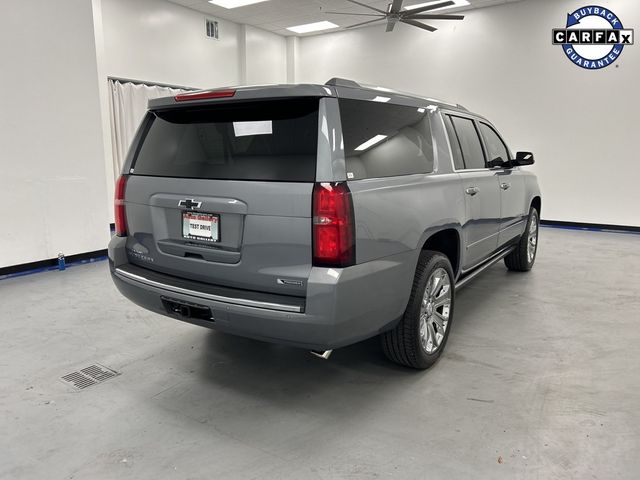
left=109, top=236, right=416, bottom=350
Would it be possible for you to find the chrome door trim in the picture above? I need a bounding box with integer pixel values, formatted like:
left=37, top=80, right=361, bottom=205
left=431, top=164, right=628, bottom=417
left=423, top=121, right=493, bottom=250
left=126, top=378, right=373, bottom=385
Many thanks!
left=466, top=230, right=500, bottom=249
left=500, top=218, right=525, bottom=232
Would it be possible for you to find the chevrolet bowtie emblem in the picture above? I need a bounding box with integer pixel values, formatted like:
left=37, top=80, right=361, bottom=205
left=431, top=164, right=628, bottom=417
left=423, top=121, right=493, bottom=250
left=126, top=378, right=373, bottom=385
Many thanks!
left=178, top=199, right=202, bottom=209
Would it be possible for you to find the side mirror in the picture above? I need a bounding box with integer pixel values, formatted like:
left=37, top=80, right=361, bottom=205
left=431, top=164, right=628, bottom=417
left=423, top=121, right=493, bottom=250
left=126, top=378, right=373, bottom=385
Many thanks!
left=512, top=151, right=535, bottom=166
left=487, top=156, right=507, bottom=169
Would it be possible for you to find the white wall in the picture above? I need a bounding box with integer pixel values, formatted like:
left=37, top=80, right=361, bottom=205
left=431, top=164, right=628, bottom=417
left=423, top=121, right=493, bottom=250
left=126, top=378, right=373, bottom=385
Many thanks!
left=297, top=0, right=640, bottom=227
left=245, top=25, right=287, bottom=85
left=100, top=0, right=289, bottom=89
left=101, top=0, right=241, bottom=89
left=0, top=0, right=110, bottom=267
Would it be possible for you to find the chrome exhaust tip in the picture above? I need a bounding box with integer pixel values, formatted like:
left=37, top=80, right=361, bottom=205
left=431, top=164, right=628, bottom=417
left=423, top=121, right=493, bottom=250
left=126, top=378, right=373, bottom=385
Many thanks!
left=310, top=349, right=333, bottom=360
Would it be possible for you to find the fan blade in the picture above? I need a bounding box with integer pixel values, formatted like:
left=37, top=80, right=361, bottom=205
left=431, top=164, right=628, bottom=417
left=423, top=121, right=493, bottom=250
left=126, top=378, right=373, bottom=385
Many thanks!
left=324, top=11, right=385, bottom=16
left=386, top=17, right=399, bottom=31
left=346, top=17, right=386, bottom=28
left=404, top=0, right=454, bottom=15
left=390, top=0, right=404, bottom=14
left=404, top=13, right=464, bottom=20
left=400, top=18, right=437, bottom=31
left=344, top=0, right=387, bottom=14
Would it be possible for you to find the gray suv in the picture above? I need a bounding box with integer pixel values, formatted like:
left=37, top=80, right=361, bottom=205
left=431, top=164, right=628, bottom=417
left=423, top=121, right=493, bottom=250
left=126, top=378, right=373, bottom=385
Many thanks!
left=109, top=78, right=541, bottom=369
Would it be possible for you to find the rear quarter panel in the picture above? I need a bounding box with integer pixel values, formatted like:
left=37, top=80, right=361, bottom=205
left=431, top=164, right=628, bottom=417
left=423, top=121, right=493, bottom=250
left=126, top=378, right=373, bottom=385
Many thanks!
left=349, top=173, right=465, bottom=264
left=346, top=173, right=465, bottom=328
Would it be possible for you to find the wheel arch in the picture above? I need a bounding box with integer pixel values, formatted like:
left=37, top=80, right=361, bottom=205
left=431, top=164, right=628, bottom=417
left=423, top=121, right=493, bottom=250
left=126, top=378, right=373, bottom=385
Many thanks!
left=531, top=195, right=541, bottom=216
left=419, top=225, right=462, bottom=279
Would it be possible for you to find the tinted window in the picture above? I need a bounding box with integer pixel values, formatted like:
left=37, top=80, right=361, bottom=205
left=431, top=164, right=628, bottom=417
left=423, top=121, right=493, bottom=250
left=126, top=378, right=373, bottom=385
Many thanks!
left=450, top=116, right=485, bottom=169
left=443, top=115, right=465, bottom=170
left=132, top=99, right=319, bottom=182
left=479, top=123, right=510, bottom=164
left=339, top=99, right=433, bottom=180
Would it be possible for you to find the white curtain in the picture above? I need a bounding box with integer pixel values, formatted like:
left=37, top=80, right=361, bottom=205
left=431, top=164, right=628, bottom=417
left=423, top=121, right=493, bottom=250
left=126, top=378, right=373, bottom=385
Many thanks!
left=108, top=79, right=190, bottom=181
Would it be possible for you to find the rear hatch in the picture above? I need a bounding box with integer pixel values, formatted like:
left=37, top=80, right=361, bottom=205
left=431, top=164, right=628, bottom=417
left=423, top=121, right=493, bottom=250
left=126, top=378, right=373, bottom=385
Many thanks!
left=122, top=97, right=320, bottom=297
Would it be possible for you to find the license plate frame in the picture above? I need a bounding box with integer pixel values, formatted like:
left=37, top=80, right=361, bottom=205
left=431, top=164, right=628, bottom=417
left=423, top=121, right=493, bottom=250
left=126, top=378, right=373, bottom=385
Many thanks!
left=182, top=212, right=220, bottom=243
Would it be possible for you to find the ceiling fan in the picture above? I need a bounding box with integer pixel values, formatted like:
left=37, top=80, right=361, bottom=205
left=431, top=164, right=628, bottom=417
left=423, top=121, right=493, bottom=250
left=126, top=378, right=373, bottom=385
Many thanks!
left=325, top=0, right=465, bottom=32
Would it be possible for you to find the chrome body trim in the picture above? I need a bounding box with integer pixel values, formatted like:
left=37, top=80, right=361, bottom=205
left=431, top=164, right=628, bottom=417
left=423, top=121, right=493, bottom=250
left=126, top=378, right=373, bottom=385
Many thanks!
left=466, top=230, right=500, bottom=249
left=114, top=267, right=303, bottom=313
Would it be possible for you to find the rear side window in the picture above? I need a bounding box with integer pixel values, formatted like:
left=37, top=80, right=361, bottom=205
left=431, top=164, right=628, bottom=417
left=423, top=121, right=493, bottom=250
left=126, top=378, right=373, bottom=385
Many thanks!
left=443, top=115, right=465, bottom=170
left=339, top=99, right=433, bottom=180
left=132, top=99, right=319, bottom=182
left=479, top=122, right=510, bottom=163
left=449, top=115, right=486, bottom=170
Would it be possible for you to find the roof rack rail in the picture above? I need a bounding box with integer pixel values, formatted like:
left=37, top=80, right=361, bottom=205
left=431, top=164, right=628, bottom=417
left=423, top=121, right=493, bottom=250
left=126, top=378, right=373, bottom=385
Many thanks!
left=325, top=78, right=361, bottom=88
left=325, top=77, right=468, bottom=111
left=424, top=96, right=468, bottom=111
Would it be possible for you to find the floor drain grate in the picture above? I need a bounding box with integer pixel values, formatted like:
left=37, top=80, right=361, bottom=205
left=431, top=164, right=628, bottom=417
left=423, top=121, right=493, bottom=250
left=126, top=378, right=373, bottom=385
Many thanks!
left=60, top=364, right=120, bottom=390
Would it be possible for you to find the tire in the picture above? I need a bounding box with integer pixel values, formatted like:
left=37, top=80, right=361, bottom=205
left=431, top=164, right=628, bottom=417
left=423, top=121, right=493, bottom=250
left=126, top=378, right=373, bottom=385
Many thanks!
left=504, top=206, right=539, bottom=272
left=381, top=250, right=455, bottom=369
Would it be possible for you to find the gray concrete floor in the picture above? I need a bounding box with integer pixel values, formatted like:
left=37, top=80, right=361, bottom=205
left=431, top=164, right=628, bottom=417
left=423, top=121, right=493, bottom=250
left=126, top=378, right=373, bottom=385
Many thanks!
left=1, top=227, right=639, bottom=480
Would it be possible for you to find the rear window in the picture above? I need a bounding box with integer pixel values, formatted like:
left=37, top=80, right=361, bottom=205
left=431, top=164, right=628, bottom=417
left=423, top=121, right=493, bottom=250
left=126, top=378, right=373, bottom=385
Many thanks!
left=132, top=98, right=319, bottom=182
left=339, top=99, right=433, bottom=180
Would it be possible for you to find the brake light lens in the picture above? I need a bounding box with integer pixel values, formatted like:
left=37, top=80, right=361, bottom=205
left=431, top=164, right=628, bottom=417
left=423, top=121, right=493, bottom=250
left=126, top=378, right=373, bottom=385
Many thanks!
left=312, top=182, right=355, bottom=267
left=114, top=175, right=128, bottom=237
left=174, top=89, right=236, bottom=102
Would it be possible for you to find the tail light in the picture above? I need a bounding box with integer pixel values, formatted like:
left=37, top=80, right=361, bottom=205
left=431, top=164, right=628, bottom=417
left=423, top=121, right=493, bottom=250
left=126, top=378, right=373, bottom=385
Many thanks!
left=114, top=175, right=128, bottom=237
left=175, top=89, right=236, bottom=102
left=312, top=182, right=355, bottom=267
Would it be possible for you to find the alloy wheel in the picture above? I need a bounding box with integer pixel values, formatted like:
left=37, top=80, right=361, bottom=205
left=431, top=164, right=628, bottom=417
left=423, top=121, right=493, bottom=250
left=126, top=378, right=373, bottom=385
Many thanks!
left=527, top=210, right=539, bottom=263
left=419, top=267, right=452, bottom=354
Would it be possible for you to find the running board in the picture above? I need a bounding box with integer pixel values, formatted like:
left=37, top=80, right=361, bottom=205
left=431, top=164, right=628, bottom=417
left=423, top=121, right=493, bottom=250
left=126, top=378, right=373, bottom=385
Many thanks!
left=455, top=245, right=516, bottom=290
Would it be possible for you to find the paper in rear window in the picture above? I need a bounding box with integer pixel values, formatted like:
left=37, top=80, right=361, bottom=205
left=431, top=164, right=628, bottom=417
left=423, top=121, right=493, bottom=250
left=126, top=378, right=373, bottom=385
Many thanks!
left=132, top=98, right=319, bottom=182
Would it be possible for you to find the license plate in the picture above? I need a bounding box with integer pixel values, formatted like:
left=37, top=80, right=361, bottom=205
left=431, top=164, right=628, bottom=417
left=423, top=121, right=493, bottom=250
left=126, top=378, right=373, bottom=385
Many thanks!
left=182, top=212, right=219, bottom=242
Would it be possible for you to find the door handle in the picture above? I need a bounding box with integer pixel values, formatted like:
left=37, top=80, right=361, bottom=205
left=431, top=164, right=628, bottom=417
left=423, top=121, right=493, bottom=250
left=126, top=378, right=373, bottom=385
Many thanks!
left=465, top=187, right=479, bottom=196
left=500, top=183, right=511, bottom=190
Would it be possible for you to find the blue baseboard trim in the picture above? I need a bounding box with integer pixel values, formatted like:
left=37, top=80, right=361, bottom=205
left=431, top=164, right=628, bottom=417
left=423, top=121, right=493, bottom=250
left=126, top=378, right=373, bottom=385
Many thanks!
left=0, top=250, right=108, bottom=281
left=540, top=220, right=640, bottom=234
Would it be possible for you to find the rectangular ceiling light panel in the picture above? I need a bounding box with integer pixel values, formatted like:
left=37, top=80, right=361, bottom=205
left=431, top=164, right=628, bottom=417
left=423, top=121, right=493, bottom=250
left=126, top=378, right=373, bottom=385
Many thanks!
left=404, top=0, right=470, bottom=11
left=208, top=0, right=269, bottom=9
left=287, top=21, right=339, bottom=34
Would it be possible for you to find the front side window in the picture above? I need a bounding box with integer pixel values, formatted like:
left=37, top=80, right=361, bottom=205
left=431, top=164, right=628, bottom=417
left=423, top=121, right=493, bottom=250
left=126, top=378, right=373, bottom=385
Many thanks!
left=479, top=123, right=510, bottom=164
left=339, top=99, right=434, bottom=180
left=449, top=115, right=486, bottom=170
